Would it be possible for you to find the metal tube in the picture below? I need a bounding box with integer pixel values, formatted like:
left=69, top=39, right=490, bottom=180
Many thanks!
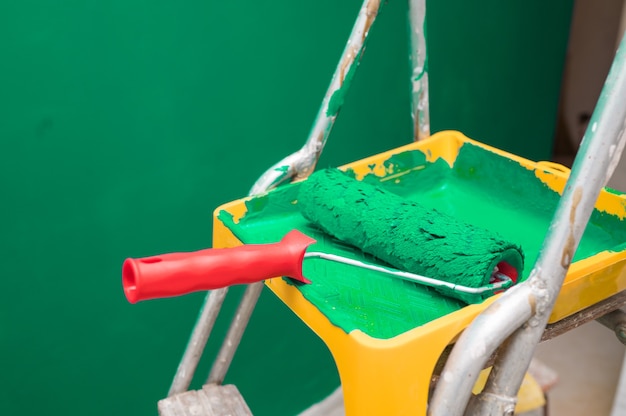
left=427, top=285, right=535, bottom=415
left=168, top=288, right=228, bottom=395
left=469, top=33, right=626, bottom=416
left=205, top=0, right=385, bottom=386
left=306, top=251, right=512, bottom=294
left=250, top=0, right=383, bottom=195
left=429, top=33, right=626, bottom=416
left=408, top=0, right=430, bottom=141
left=207, top=281, right=264, bottom=384
left=169, top=0, right=386, bottom=394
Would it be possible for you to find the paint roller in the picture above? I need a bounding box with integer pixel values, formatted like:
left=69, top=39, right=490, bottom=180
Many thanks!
left=122, top=169, right=523, bottom=304
left=298, top=168, right=524, bottom=304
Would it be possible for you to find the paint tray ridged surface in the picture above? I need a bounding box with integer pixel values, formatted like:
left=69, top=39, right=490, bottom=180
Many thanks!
left=214, top=131, right=626, bottom=340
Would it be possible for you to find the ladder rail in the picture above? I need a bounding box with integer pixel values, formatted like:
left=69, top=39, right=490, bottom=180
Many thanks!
left=206, top=282, right=264, bottom=385
left=429, top=32, right=626, bottom=416
left=168, top=288, right=228, bottom=395
left=249, top=0, right=384, bottom=195
left=408, top=0, right=430, bottom=141
left=167, top=0, right=386, bottom=395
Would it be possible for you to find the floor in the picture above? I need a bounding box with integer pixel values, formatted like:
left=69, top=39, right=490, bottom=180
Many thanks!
left=535, top=323, right=624, bottom=415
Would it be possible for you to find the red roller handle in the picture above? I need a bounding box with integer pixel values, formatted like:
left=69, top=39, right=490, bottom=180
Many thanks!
left=122, top=230, right=316, bottom=304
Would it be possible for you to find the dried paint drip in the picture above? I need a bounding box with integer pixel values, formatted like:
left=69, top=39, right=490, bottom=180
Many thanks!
left=298, top=168, right=525, bottom=303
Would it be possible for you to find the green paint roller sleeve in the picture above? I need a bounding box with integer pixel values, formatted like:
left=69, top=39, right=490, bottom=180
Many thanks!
left=297, top=168, right=524, bottom=304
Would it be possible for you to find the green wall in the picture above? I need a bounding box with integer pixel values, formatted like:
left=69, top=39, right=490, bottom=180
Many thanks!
left=0, top=1, right=572, bottom=415
left=427, top=0, right=574, bottom=160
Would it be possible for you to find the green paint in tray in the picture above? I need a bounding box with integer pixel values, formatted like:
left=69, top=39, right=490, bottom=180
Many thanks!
left=218, top=142, right=626, bottom=339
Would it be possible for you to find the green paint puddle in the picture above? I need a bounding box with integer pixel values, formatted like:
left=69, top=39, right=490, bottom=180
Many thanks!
left=218, top=143, right=626, bottom=339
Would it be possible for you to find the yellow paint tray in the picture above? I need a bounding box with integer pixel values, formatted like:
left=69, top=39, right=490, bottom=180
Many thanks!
left=212, top=130, right=626, bottom=414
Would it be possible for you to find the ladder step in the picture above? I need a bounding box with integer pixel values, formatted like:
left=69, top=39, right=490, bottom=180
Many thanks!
left=158, top=384, right=253, bottom=416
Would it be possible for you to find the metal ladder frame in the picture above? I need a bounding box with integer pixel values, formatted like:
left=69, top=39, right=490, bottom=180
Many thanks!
left=164, top=1, right=626, bottom=414
left=429, top=31, right=626, bottom=416
left=166, top=0, right=426, bottom=397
